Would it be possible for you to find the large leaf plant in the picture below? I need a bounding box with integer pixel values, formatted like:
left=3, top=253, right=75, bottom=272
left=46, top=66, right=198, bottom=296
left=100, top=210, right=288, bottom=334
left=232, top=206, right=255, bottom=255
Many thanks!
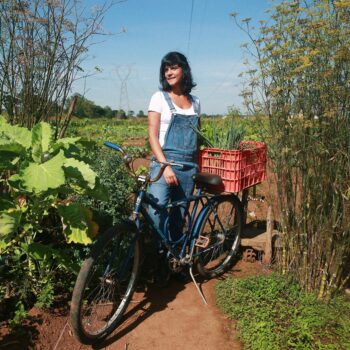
left=0, top=116, right=108, bottom=252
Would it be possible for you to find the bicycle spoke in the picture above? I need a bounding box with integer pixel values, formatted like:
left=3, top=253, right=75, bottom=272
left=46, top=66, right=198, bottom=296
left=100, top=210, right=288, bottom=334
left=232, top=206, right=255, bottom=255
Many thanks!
left=81, top=270, right=123, bottom=330
left=70, top=228, right=140, bottom=343
left=196, top=196, right=242, bottom=277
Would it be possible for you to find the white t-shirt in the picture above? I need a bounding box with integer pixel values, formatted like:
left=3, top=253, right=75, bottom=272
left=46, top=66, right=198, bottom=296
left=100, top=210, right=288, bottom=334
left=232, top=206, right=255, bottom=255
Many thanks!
left=148, top=91, right=201, bottom=147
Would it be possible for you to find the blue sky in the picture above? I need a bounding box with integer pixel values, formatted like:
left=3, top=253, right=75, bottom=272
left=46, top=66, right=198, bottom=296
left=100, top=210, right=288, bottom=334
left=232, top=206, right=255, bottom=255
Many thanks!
left=76, top=0, right=273, bottom=115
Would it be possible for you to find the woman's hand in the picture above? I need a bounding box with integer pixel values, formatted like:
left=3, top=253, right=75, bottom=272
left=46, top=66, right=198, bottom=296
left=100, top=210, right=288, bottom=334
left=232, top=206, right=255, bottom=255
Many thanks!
left=164, top=166, right=178, bottom=186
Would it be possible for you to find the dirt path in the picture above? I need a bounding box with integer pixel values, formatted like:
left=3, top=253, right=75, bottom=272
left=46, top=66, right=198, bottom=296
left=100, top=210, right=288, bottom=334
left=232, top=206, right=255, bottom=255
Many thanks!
left=49, top=273, right=242, bottom=350
left=0, top=261, right=265, bottom=350
left=98, top=277, right=238, bottom=350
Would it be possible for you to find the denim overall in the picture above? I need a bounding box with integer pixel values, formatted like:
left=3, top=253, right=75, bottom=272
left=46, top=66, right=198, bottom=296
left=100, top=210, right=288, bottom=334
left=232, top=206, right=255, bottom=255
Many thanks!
left=148, top=91, right=200, bottom=242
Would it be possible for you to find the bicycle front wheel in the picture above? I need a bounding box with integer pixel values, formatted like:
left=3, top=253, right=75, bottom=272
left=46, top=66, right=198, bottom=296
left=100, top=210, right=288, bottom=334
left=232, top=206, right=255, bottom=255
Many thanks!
left=195, top=195, right=242, bottom=278
left=70, top=226, right=141, bottom=344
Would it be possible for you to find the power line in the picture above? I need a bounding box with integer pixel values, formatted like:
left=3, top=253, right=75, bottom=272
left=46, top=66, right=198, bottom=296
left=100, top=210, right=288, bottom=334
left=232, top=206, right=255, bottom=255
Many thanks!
left=192, top=0, right=207, bottom=65
left=198, top=0, right=207, bottom=44
left=203, top=64, right=238, bottom=101
left=187, top=0, right=195, bottom=56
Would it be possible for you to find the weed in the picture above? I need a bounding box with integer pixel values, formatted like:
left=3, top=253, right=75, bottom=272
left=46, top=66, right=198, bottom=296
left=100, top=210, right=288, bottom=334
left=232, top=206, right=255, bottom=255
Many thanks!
left=9, top=301, right=27, bottom=330
left=35, top=279, right=55, bottom=309
left=216, top=273, right=350, bottom=350
left=75, top=145, right=135, bottom=230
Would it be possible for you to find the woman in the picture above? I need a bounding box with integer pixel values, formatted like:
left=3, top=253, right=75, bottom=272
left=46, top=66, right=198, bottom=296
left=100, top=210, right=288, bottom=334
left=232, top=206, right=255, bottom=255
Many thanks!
left=148, top=51, right=200, bottom=284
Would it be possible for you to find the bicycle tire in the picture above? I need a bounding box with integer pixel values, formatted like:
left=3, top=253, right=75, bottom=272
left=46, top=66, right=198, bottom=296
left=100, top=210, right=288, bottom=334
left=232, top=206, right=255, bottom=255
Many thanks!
left=195, top=195, right=242, bottom=278
left=70, top=225, right=141, bottom=344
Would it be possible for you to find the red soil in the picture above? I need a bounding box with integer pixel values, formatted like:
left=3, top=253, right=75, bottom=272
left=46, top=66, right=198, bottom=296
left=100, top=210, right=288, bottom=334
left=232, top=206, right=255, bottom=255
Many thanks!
left=0, top=260, right=268, bottom=350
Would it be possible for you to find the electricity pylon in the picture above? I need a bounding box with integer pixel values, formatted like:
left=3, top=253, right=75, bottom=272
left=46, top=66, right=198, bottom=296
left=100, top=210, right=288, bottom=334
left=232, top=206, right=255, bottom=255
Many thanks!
left=115, top=65, right=132, bottom=118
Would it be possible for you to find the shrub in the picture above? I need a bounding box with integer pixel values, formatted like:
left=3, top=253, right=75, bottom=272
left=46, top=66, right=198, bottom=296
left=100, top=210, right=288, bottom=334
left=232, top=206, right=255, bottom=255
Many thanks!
left=234, top=0, right=350, bottom=298
left=0, top=118, right=108, bottom=314
left=75, top=144, right=135, bottom=231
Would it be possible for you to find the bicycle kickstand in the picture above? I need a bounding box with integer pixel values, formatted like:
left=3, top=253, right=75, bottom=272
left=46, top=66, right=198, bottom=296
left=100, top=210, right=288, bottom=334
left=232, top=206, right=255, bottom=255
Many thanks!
left=189, top=265, right=208, bottom=305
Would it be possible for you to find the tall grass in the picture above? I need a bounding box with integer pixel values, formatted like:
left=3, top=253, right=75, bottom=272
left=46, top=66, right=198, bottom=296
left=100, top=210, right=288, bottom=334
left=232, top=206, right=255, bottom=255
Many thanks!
left=235, top=0, right=350, bottom=299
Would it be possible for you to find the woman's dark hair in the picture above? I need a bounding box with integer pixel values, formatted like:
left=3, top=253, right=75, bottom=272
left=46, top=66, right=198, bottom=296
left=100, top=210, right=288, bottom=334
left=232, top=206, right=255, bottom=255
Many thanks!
left=159, top=51, right=196, bottom=94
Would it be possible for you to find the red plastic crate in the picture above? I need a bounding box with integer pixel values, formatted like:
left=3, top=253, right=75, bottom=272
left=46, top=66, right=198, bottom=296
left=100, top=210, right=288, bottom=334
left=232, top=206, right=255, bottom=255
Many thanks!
left=199, top=141, right=267, bottom=192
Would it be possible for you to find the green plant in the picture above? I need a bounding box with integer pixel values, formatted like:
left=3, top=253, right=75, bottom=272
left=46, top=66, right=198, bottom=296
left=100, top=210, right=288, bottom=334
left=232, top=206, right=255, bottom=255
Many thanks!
left=194, top=116, right=245, bottom=150
left=67, top=117, right=149, bottom=144
left=0, top=117, right=107, bottom=247
left=75, top=145, right=135, bottom=230
left=9, top=301, right=27, bottom=330
left=0, top=117, right=108, bottom=313
left=135, top=165, right=148, bottom=176
left=234, top=0, right=350, bottom=298
left=216, top=274, right=350, bottom=350
left=35, top=278, right=55, bottom=309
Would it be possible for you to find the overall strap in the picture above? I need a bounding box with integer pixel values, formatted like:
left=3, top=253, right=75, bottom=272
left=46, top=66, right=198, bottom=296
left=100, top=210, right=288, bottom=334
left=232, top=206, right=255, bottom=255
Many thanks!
left=162, top=91, right=199, bottom=115
left=162, top=91, right=176, bottom=113
left=189, top=94, right=200, bottom=115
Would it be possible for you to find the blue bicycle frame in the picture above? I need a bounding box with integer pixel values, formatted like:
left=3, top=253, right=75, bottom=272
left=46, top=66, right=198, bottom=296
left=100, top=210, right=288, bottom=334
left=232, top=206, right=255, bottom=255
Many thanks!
left=103, top=141, right=243, bottom=305
left=104, top=140, right=235, bottom=264
left=133, top=180, right=227, bottom=262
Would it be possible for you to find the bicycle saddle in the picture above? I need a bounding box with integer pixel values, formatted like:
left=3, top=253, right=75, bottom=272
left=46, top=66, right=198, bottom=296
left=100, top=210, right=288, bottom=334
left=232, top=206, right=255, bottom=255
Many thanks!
left=192, top=172, right=223, bottom=186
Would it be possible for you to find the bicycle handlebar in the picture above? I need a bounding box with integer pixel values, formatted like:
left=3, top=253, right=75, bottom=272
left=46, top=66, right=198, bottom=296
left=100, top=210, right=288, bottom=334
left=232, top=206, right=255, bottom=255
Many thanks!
left=103, top=141, right=183, bottom=183
left=104, top=141, right=124, bottom=154
left=104, top=141, right=133, bottom=173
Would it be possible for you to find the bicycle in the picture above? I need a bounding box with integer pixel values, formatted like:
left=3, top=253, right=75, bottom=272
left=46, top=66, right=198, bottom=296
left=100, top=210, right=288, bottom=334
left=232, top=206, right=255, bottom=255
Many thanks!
left=69, top=141, right=244, bottom=344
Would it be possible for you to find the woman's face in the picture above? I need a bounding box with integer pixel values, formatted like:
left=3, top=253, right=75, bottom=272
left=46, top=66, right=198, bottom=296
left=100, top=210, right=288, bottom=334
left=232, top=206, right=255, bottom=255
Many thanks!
left=164, top=64, right=183, bottom=88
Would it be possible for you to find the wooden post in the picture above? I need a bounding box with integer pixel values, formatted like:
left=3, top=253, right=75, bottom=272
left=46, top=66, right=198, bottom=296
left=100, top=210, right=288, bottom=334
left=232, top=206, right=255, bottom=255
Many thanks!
left=263, top=205, right=273, bottom=264
left=241, top=188, right=249, bottom=226
left=58, top=95, right=77, bottom=139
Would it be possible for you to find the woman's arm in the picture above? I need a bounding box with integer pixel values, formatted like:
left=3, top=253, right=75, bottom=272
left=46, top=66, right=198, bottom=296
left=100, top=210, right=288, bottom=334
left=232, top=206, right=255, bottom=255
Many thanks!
left=148, top=110, right=178, bottom=185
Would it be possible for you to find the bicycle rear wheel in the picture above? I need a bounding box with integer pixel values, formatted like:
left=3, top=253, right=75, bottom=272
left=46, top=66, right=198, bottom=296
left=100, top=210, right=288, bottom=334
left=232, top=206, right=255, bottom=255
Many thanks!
left=195, top=195, right=242, bottom=278
left=70, top=226, right=141, bottom=344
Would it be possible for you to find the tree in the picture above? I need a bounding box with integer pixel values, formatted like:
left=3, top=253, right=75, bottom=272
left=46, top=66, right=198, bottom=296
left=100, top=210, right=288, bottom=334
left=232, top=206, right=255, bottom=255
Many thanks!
left=116, top=109, right=126, bottom=119
left=67, top=94, right=93, bottom=118
left=234, top=0, right=350, bottom=299
left=103, top=106, right=114, bottom=119
left=137, top=110, right=146, bottom=118
left=66, top=94, right=115, bottom=118
left=0, top=0, right=118, bottom=135
left=92, top=105, right=106, bottom=118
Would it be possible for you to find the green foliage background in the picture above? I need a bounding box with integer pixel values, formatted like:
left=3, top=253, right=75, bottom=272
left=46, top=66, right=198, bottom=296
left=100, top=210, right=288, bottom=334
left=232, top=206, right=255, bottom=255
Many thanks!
left=235, top=0, right=350, bottom=298
left=0, top=118, right=133, bottom=321
left=216, top=274, right=350, bottom=350
left=75, top=145, right=135, bottom=231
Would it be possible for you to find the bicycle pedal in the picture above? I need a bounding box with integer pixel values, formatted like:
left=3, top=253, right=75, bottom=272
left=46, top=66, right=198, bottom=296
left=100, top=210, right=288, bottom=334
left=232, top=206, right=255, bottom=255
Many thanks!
left=195, top=235, right=210, bottom=248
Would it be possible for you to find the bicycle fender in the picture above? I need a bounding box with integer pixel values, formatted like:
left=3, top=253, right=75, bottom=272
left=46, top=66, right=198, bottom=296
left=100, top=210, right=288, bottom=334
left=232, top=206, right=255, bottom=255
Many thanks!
left=191, top=197, right=219, bottom=238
